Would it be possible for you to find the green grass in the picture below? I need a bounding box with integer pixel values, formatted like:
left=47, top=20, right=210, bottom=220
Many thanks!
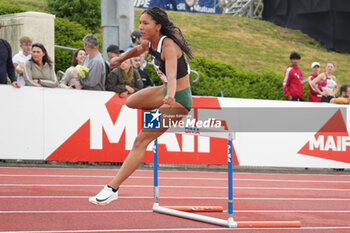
left=4, top=2, right=349, bottom=85
left=4, top=0, right=48, bottom=12
left=135, top=8, right=350, bottom=85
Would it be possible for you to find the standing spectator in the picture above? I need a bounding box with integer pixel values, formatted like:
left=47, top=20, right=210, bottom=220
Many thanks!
left=106, top=58, right=143, bottom=98
left=12, top=36, right=32, bottom=87
left=0, top=24, right=20, bottom=88
left=330, top=85, right=350, bottom=104
left=74, top=34, right=105, bottom=91
left=23, top=43, right=58, bottom=87
left=132, top=56, right=152, bottom=88
left=59, top=48, right=86, bottom=88
left=308, top=62, right=321, bottom=102
left=105, top=44, right=123, bottom=83
left=282, top=52, right=304, bottom=101
left=126, top=31, right=142, bottom=51
left=107, top=44, right=123, bottom=65
left=126, top=31, right=147, bottom=69
left=311, top=62, right=338, bottom=103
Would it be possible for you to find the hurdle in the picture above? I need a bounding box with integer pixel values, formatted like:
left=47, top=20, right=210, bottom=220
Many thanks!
left=152, top=132, right=301, bottom=228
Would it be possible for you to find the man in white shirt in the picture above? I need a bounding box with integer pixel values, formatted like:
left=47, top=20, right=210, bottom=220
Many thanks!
left=12, top=36, right=32, bottom=86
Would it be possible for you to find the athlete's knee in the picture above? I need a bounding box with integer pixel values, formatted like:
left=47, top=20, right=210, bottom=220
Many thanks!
left=126, top=95, right=137, bottom=109
left=132, top=133, right=151, bottom=150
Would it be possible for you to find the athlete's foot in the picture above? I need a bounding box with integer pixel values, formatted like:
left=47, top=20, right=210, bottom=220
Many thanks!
left=89, top=185, right=118, bottom=206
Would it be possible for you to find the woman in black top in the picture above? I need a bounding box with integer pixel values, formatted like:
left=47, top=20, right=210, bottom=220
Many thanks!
left=89, top=7, right=193, bottom=206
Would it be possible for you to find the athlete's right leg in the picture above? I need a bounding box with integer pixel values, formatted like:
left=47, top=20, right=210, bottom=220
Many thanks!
left=89, top=101, right=189, bottom=206
left=89, top=88, right=165, bottom=206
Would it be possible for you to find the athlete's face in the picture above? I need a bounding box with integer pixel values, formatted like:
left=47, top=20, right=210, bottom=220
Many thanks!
left=139, top=13, right=161, bottom=40
left=326, top=63, right=335, bottom=74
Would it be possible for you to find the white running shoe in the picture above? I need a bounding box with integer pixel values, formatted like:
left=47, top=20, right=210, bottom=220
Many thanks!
left=89, top=185, right=118, bottom=206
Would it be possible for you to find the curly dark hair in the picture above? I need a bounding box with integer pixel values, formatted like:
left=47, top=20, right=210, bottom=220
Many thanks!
left=30, top=43, right=53, bottom=67
left=142, top=7, right=193, bottom=59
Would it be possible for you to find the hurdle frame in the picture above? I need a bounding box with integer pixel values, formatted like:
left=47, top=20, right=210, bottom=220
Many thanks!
left=152, top=132, right=301, bottom=228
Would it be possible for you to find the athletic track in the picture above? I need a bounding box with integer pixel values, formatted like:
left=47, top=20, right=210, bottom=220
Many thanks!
left=0, top=166, right=349, bottom=233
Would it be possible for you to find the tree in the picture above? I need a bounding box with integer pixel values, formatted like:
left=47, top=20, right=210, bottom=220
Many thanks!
left=47, top=0, right=101, bottom=32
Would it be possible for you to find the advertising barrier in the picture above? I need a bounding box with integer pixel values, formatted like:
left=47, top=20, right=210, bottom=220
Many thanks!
left=0, top=85, right=349, bottom=168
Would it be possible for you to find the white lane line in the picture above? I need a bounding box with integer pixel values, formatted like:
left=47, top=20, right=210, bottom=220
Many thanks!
left=0, top=196, right=349, bottom=201
left=0, top=183, right=349, bottom=191
left=2, top=166, right=350, bottom=178
left=1, top=174, right=350, bottom=183
left=1, top=226, right=350, bottom=232
left=1, top=210, right=350, bottom=214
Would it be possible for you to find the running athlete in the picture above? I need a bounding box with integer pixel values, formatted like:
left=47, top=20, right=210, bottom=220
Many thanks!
left=89, top=7, right=193, bottom=205
left=311, top=62, right=338, bottom=103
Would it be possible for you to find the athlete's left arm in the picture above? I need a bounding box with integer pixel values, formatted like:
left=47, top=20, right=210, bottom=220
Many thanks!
left=333, top=76, right=338, bottom=96
left=162, top=39, right=178, bottom=106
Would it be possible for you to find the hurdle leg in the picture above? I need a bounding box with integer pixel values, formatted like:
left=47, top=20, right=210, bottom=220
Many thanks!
left=153, top=139, right=159, bottom=209
left=227, top=133, right=235, bottom=227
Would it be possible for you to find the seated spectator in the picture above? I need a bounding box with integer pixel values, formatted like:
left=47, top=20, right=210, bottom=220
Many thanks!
left=12, top=36, right=32, bottom=86
left=330, top=84, right=350, bottom=104
left=59, top=48, right=86, bottom=88
left=0, top=24, right=20, bottom=88
left=106, top=58, right=143, bottom=98
left=311, top=62, right=338, bottom=103
left=23, top=43, right=58, bottom=87
left=282, top=52, right=304, bottom=101
left=308, top=62, right=321, bottom=102
left=132, top=56, right=152, bottom=88
left=74, top=34, right=105, bottom=91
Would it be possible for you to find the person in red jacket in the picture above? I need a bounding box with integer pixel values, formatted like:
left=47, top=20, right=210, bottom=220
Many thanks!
left=308, top=62, right=322, bottom=102
left=283, top=52, right=304, bottom=101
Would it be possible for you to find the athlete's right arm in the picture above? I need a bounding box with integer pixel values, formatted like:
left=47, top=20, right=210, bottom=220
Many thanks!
left=110, top=40, right=149, bottom=69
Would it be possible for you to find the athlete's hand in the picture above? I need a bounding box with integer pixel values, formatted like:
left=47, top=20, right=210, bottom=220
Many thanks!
left=163, top=95, right=176, bottom=107
left=110, top=56, right=122, bottom=69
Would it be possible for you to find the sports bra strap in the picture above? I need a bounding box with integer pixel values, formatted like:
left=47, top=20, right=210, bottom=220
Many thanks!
left=157, top=36, right=167, bottom=52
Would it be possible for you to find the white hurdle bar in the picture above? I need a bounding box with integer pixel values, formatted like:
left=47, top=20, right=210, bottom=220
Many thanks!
left=152, top=132, right=301, bottom=228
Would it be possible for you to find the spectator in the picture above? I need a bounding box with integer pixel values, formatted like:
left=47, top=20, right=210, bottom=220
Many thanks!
left=308, top=62, right=321, bottom=102
left=107, top=44, right=123, bottom=65
left=74, top=34, right=105, bottom=91
left=59, top=48, right=86, bottom=88
left=282, top=52, right=304, bottom=101
left=0, top=24, right=20, bottom=88
left=12, top=36, right=32, bottom=86
left=105, top=44, right=123, bottom=84
left=106, top=58, right=143, bottom=98
left=132, top=56, right=152, bottom=88
left=311, top=62, right=338, bottom=103
left=23, top=43, right=58, bottom=87
left=126, top=31, right=142, bottom=51
left=330, top=85, right=350, bottom=104
left=126, top=31, right=147, bottom=69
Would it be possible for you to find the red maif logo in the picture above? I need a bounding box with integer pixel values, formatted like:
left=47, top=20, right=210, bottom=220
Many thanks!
left=298, top=110, right=350, bottom=164
left=47, top=94, right=239, bottom=165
